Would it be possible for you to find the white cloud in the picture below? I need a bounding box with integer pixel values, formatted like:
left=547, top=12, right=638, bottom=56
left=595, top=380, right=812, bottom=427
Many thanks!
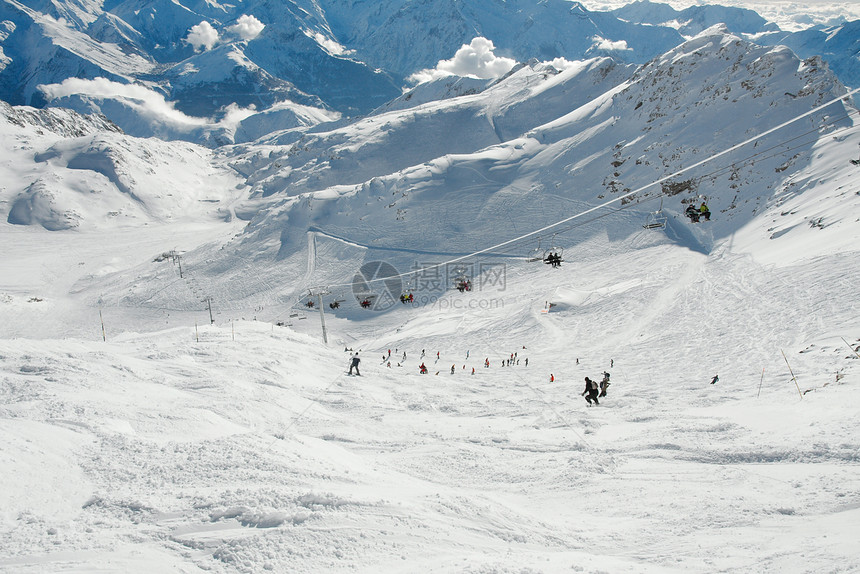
left=219, top=102, right=258, bottom=127
left=590, top=37, right=631, bottom=52
left=546, top=57, right=581, bottom=71
left=408, top=37, right=517, bottom=84
left=186, top=21, right=219, bottom=52
left=39, top=78, right=208, bottom=127
left=226, top=15, right=265, bottom=41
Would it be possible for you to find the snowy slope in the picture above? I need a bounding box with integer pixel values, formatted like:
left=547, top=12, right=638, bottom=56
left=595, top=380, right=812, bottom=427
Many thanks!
left=1, top=234, right=859, bottom=572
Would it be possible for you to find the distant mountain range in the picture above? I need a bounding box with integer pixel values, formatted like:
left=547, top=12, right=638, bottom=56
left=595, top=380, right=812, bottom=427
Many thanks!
left=0, top=0, right=857, bottom=133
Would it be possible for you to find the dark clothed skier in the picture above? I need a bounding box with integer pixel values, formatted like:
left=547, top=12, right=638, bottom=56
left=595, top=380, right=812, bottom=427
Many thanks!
left=348, top=354, right=361, bottom=376
left=582, top=377, right=599, bottom=405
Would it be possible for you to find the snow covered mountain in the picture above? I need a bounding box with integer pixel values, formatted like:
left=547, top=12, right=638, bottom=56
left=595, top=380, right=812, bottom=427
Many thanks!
left=4, top=0, right=856, bottom=142
left=608, top=1, right=860, bottom=104
left=610, top=0, right=779, bottom=36
left=2, top=4, right=860, bottom=569
left=757, top=20, right=860, bottom=95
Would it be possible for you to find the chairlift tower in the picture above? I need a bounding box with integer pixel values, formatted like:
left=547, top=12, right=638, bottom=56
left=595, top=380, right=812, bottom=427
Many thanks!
left=202, top=296, right=214, bottom=324
left=308, top=287, right=330, bottom=344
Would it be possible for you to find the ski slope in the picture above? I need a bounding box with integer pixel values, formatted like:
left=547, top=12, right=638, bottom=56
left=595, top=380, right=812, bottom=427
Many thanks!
left=1, top=210, right=859, bottom=572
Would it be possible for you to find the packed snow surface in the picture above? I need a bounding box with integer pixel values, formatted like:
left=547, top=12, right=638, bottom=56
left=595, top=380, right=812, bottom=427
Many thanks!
left=1, top=209, right=859, bottom=572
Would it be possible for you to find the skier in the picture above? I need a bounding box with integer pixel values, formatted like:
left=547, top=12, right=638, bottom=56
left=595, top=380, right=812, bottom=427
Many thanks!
left=485, top=358, right=490, bottom=368
left=471, top=367, right=475, bottom=375
left=582, top=377, right=599, bottom=405
left=348, top=353, right=361, bottom=376
left=419, top=363, right=428, bottom=374
left=699, top=202, right=711, bottom=221
left=450, top=364, right=455, bottom=374
left=685, top=204, right=700, bottom=223
left=550, top=374, right=554, bottom=383
left=710, top=374, right=719, bottom=385
left=599, top=371, right=611, bottom=397
left=524, top=358, right=528, bottom=367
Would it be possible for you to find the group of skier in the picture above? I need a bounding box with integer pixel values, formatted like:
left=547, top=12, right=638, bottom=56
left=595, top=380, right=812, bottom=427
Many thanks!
left=685, top=201, right=711, bottom=223
left=349, top=348, right=616, bottom=409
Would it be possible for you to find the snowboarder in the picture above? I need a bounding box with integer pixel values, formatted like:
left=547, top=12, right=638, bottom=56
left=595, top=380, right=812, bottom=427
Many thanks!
left=599, top=371, right=611, bottom=397
left=710, top=374, right=719, bottom=385
left=348, top=354, right=361, bottom=376
left=699, top=202, right=711, bottom=221
left=582, top=377, right=599, bottom=405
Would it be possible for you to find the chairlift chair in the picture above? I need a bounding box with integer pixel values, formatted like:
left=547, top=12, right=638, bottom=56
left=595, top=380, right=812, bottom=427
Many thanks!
left=451, top=265, right=472, bottom=292
left=527, top=238, right=544, bottom=262
left=643, top=198, right=667, bottom=229
left=643, top=211, right=667, bottom=229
